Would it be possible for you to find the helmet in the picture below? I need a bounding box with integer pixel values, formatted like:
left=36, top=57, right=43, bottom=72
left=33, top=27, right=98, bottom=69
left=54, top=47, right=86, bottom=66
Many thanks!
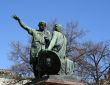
left=54, top=24, right=62, bottom=32
left=38, top=21, right=46, bottom=27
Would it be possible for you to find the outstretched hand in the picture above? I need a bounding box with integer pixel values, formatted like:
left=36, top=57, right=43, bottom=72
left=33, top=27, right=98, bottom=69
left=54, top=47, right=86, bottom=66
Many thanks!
left=12, top=15, right=20, bottom=21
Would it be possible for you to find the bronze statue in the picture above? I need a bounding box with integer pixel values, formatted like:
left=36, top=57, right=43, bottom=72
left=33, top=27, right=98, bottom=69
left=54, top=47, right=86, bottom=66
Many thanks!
left=13, top=16, right=76, bottom=80
left=13, top=15, right=51, bottom=78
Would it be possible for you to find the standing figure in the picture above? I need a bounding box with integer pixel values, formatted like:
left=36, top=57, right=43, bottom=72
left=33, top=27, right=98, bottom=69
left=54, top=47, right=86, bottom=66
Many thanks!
left=13, top=15, right=51, bottom=78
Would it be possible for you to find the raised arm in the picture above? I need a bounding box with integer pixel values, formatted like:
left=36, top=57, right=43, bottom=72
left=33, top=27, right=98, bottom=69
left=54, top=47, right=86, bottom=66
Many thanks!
left=13, top=15, right=31, bottom=32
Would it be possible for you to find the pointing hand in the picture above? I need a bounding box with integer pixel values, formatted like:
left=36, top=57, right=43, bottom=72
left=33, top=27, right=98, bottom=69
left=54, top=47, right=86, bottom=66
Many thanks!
left=12, top=15, right=20, bottom=21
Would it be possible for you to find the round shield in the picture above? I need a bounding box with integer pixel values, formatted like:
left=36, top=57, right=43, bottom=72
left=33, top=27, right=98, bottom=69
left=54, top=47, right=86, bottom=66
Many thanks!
left=38, top=50, right=61, bottom=75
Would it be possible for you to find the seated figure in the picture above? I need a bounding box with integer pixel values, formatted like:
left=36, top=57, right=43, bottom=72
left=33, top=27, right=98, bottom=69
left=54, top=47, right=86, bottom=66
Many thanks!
left=47, top=24, right=74, bottom=75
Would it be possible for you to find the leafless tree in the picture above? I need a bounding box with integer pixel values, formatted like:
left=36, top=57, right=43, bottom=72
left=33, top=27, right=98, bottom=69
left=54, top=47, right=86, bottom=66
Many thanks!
left=63, top=21, right=110, bottom=84
left=64, top=21, right=86, bottom=58
left=9, top=41, right=33, bottom=77
left=79, top=41, right=110, bottom=85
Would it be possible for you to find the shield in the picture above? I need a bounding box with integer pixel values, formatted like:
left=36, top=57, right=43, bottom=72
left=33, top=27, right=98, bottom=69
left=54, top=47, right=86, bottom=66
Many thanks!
left=38, top=50, right=61, bottom=75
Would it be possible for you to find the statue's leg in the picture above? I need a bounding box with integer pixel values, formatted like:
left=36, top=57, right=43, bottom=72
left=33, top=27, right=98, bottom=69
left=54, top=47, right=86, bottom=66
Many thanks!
left=58, top=57, right=74, bottom=75
left=65, top=58, right=74, bottom=75
left=32, top=58, right=45, bottom=79
left=32, top=59, right=39, bottom=78
left=58, top=58, right=66, bottom=75
left=30, top=46, right=40, bottom=78
left=30, top=47, right=37, bottom=64
left=30, top=45, right=40, bottom=64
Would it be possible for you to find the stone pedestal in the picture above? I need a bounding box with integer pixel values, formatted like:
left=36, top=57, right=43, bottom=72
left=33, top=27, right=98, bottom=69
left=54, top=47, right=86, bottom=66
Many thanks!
left=24, top=75, right=86, bottom=85
left=36, top=79, right=86, bottom=85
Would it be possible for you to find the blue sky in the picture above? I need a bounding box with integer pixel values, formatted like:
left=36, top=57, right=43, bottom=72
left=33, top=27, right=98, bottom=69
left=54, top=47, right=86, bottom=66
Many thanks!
left=0, top=0, right=110, bottom=69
